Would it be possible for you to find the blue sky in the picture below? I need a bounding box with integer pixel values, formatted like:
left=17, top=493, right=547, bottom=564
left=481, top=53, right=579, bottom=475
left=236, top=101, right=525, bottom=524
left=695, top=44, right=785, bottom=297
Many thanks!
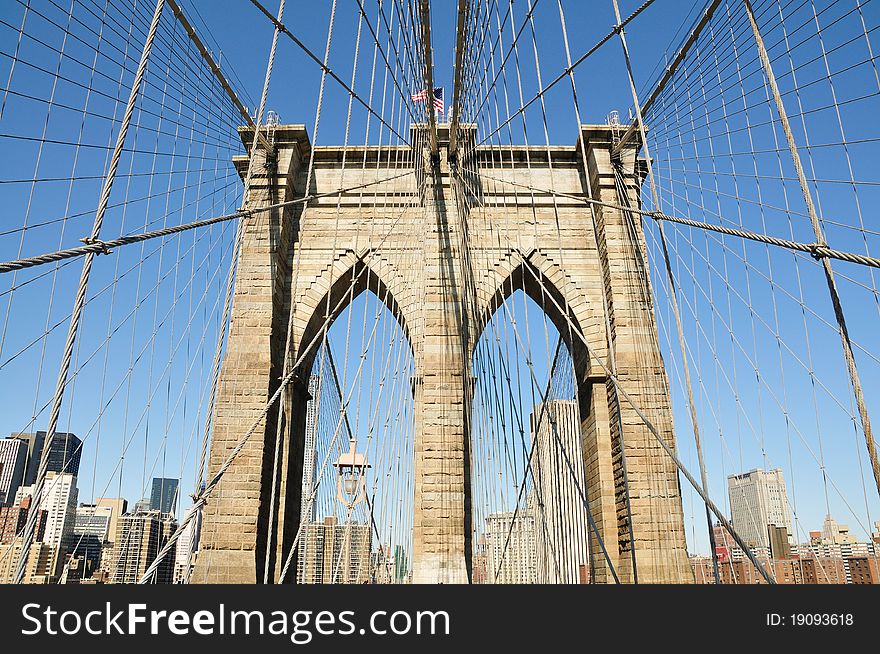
left=0, top=0, right=878, bottom=567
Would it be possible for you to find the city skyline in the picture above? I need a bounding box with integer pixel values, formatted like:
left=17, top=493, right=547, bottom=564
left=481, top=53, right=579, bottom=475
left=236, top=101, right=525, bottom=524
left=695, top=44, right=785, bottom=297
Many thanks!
left=0, top=416, right=877, bottom=584
left=0, top=0, right=878, bottom=588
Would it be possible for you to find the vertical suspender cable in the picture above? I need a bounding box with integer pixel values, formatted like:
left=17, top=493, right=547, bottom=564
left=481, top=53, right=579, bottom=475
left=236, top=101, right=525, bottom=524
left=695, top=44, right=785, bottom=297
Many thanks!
left=13, top=0, right=169, bottom=584
left=418, top=0, right=438, bottom=156
left=742, top=0, right=879, bottom=501
left=556, top=0, right=639, bottom=583
left=448, top=0, right=470, bottom=156
left=611, top=0, right=721, bottom=585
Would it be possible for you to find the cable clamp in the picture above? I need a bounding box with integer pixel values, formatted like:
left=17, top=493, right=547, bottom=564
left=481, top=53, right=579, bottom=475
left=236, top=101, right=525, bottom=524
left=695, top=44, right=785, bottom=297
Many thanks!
left=80, top=236, right=112, bottom=255
left=807, top=243, right=828, bottom=260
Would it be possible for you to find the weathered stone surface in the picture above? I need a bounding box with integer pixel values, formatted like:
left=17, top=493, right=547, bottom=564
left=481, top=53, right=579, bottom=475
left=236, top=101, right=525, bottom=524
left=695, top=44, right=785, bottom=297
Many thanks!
left=193, top=123, right=692, bottom=584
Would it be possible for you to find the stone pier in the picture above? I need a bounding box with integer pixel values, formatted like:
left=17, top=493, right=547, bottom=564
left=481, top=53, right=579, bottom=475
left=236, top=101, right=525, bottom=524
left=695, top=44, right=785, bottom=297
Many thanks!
left=193, top=123, right=692, bottom=584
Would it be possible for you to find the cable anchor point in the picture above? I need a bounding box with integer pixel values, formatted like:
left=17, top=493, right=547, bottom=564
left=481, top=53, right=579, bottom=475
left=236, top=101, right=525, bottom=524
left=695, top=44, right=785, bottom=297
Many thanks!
left=807, top=243, right=828, bottom=260
left=80, top=236, right=112, bottom=255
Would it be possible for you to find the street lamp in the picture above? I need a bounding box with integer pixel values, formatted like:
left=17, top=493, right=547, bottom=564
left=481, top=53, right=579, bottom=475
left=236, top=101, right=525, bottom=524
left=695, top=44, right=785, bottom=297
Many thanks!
left=333, top=438, right=371, bottom=509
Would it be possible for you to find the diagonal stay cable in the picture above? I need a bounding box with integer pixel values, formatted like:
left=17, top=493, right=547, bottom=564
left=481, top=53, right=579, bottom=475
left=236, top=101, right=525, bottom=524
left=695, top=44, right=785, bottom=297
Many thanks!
left=0, top=172, right=413, bottom=274
left=464, top=0, right=542, bottom=126
left=613, top=0, right=726, bottom=155
left=353, top=0, right=419, bottom=123
left=247, top=0, right=411, bottom=144
left=475, top=0, right=656, bottom=147
left=137, top=175, right=422, bottom=583
left=476, top=173, right=880, bottom=269
left=165, top=0, right=273, bottom=152
left=509, top=254, right=777, bottom=584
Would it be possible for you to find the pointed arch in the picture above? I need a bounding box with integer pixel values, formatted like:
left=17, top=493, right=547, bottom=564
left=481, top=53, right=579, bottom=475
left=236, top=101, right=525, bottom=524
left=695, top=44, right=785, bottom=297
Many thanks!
left=474, top=248, right=600, bottom=392
left=290, top=250, right=416, bottom=377
left=270, top=250, right=418, bottom=584
left=469, top=249, right=599, bottom=584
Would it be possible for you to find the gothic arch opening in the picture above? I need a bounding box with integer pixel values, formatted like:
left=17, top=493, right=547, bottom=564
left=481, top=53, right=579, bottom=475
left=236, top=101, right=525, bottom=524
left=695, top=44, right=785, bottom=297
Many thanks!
left=273, top=267, right=416, bottom=584
left=470, top=267, right=596, bottom=584
left=294, top=258, right=413, bottom=375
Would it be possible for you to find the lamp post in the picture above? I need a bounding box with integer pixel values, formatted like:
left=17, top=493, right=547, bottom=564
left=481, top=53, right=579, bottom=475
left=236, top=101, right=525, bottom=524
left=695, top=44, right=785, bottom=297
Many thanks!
left=333, top=438, right=371, bottom=509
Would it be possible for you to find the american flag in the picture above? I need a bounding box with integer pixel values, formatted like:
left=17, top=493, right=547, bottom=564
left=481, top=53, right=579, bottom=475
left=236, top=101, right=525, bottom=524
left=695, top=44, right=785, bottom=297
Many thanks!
left=411, top=87, right=444, bottom=115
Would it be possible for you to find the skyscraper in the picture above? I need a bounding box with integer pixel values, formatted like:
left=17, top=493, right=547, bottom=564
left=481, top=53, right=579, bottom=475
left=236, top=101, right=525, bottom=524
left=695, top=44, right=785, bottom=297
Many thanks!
left=0, top=495, right=46, bottom=544
left=0, top=540, right=64, bottom=584
left=294, top=375, right=323, bottom=584
left=103, top=510, right=176, bottom=584
left=820, top=514, right=858, bottom=545
left=768, top=525, right=791, bottom=559
left=97, top=497, right=127, bottom=543
left=71, top=498, right=128, bottom=574
left=528, top=400, right=590, bottom=584
left=74, top=501, right=117, bottom=541
left=296, top=516, right=372, bottom=584
left=133, top=498, right=151, bottom=513
left=150, top=477, right=179, bottom=515
left=301, top=374, right=321, bottom=523
left=10, top=472, right=78, bottom=581
left=15, top=472, right=78, bottom=549
left=484, top=510, right=537, bottom=584
left=727, top=468, right=792, bottom=550
left=13, top=431, right=82, bottom=484
left=43, top=432, right=82, bottom=479
left=0, top=437, right=27, bottom=505
left=393, top=544, right=408, bottom=583
left=172, top=504, right=202, bottom=584
left=11, top=433, right=42, bottom=486
left=296, top=375, right=324, bottom=584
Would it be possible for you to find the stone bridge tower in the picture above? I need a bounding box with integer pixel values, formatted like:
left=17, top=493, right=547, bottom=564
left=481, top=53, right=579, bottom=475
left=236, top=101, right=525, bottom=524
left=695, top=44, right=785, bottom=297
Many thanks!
left=192, top=122, right=693, bottom=584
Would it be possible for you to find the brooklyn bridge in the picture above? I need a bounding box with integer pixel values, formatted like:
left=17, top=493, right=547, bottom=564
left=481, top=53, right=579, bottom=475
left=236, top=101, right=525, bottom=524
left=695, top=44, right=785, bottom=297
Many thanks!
left=0, top=0, right=878, bottom=586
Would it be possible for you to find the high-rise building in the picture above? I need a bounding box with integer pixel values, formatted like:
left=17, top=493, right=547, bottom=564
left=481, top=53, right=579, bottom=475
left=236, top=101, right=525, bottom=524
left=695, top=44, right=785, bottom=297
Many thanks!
left=528, top=400, right=590, bottom=584
left=173, top=503, right=203, bottom=584
left=727, top=468, right=792, bottom=549
left=71, top=498, right=127, bottom=574
left=301, top=375, right=321, bottom=523
left=74, top=502, right=114, bottom=541
left=11, top=432, right=42, bottom=485
left=103, top=509, right=176, bottom=584
left=15, top=472, right=78, bottom=550
left=133, top=498, right=151, bottom=513
left=798, top=540, right=876, bottom=583
left=1, top=475, right=74, bottom=584
left=484, top=510, right=537, bottom=584
left=0, top=496, right=46, bottom=544
left=371, top=545, right=394, bottom=584
left=847, top=557, right=880, bottom=584
left=43, top=432, right=81, bottom=478
left=297, top=522, right=326, bottom=584
left=472, top=534, right=489, bottom=584
left=98, top=498, right=127, bottom=543
left=800, top=556, right=849, bottom=584
left=369, top=544, right=409, bottom=584
left=0, top=540, right=64, bottom=584
left=13, top=432, right=82, bottom=484
left=296, top=516, right=371, bottom=584
left=393, top=544, right=408, bottom=583
left=150, top=477, right=179, bottom=515
left=0, top=437, right=27, bottom=505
